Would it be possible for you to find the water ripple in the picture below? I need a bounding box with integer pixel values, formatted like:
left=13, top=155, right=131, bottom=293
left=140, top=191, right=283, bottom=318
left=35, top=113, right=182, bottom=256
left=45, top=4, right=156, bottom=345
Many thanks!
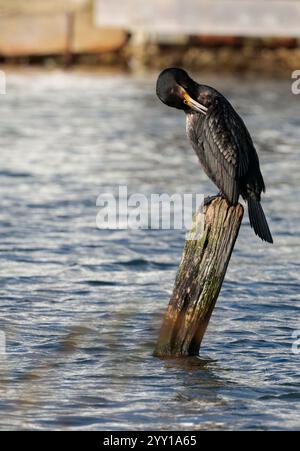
left=0, top=70, right=299, bottom=430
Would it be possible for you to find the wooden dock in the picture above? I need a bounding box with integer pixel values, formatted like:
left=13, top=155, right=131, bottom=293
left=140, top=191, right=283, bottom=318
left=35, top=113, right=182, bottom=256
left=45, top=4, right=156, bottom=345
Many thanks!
left=95, top=0, right=300, bottom=38
left=0, top=0, right=127, bottom=58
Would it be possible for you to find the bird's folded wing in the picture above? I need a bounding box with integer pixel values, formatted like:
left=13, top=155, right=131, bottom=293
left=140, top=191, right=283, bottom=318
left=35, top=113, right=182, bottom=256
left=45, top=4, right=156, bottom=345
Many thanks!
left=200, top=100, right=250, bottom=205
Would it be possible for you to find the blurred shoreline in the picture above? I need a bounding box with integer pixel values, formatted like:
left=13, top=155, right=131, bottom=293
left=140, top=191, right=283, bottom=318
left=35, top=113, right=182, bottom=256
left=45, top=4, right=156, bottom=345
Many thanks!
left=0, top=0, right=299, bottom=76
left=1, top=40, right=299, bottom=77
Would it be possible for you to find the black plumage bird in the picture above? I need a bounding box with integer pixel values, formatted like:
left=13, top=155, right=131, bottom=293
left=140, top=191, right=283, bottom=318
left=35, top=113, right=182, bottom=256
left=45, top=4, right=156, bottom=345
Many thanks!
left=156, top=68, right=273, bottom=243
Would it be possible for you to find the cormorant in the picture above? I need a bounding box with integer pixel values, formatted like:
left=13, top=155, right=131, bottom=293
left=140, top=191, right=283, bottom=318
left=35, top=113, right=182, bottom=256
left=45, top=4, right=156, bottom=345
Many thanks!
left=156, top=68, right=273, bottom=243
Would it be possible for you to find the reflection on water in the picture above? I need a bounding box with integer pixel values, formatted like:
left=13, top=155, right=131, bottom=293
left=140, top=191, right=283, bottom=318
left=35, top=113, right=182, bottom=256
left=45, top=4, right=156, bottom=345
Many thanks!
left=0, top=69, right=299, bottom=430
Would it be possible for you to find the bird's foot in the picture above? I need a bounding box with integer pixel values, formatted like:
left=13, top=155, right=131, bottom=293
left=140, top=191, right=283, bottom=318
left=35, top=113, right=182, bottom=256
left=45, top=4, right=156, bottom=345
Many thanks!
left=203, top=192, right=223, bottom=207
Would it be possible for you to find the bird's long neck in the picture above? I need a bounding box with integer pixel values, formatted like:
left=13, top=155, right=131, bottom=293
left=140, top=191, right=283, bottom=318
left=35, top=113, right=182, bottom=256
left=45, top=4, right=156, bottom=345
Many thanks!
left=195, top=84, right=220, bottom=109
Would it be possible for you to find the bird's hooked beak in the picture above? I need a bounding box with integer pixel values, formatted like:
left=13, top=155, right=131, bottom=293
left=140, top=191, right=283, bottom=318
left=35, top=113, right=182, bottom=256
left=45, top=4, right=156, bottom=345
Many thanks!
left=178, top=86, right=208, bottom=115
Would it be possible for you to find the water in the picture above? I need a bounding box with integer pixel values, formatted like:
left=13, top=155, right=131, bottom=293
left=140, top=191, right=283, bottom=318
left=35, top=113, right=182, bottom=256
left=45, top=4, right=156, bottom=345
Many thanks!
left=0, top=69, right=299, bottom=431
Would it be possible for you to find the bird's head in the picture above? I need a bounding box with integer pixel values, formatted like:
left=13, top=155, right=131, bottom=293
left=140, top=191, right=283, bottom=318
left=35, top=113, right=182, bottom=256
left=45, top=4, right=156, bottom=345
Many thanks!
left=156, top=68, right=207, bottom=115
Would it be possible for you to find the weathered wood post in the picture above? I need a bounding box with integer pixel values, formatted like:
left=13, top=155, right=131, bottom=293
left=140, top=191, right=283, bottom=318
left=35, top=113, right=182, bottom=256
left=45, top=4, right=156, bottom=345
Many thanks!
left=154, top=197, right=244, bottom=357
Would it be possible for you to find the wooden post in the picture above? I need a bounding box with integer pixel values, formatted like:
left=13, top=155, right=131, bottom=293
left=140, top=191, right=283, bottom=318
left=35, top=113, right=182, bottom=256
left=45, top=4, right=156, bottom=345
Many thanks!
left=154, top=197, right=244, bottom=357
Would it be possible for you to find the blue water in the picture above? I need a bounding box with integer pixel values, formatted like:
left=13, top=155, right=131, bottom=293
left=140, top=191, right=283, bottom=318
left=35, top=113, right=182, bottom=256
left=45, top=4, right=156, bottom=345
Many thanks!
left=0, top=69, right=299, bottom=430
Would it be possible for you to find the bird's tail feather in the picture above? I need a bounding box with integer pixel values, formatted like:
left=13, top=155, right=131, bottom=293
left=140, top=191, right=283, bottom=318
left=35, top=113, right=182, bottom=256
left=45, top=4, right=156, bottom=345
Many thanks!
left=248, top=197, right=273, bottom=244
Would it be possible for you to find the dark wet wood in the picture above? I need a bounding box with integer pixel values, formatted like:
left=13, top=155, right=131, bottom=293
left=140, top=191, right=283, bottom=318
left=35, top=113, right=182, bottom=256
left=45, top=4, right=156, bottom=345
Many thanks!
left=154, top=197, right=244, bottom=357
